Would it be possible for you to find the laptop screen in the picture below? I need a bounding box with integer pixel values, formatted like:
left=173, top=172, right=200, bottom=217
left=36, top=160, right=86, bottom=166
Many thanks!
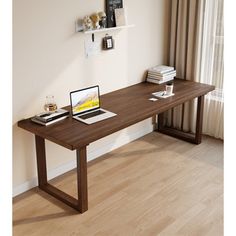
left=70, top=86, right=100, bottom=116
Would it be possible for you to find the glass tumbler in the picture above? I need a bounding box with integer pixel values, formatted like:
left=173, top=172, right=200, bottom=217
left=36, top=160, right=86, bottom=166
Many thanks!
left=44, top=95, right=57, bottom=112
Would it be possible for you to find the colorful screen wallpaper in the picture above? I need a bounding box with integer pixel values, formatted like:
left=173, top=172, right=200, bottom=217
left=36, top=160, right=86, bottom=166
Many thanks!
left=71, top=87, right=99, bottom=115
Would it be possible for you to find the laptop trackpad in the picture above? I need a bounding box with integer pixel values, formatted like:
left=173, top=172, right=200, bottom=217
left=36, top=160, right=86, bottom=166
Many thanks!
left=78, top=110, right=105, bottom=120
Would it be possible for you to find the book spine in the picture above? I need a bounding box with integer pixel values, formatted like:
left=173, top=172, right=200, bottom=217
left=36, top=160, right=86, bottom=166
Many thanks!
left=148, top=70, right=176, bottom=77
left=147, top=73, right=176, bottom=80
left=36, top=112, right=69, bottom=122
left=146, top=78, right=162, bottom=84
left=32, top=116, right=68, bottom=126
left=44, top=116, right=68, bottom=125
left=149, top=67, right=175, bottom=74
left=147, top=77, right=174, bottom=84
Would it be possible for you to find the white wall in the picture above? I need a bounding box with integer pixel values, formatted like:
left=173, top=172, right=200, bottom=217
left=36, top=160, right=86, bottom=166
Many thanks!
left=13, top=0, right=170, bottom=196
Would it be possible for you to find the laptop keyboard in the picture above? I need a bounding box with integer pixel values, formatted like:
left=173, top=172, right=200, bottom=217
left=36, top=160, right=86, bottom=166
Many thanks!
left=78, top=110, right=105, bottom=120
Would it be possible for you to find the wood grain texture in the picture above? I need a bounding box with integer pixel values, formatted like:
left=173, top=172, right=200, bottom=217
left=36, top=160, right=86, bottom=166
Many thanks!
left=35, top=136, right=88, bottom=212
left=77, top=147, right=88, bottom=213
left=18, top=79, right=214, bottom=150
left=13, top=132, right=223, bottom=236
left=35, top=135, right=47, bottom=186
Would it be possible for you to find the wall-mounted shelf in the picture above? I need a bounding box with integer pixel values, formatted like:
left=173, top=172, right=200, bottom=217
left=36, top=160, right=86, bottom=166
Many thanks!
left=75, top=21, right=135, bottom=34
left=83, top=24, right=135, bottom=34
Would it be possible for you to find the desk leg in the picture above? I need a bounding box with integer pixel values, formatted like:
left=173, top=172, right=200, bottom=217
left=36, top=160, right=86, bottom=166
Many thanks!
left=34, top=135, right=88, bottom=213
left=77, top=147, right=88, bottom=213
left=195, top=95, right=204, bottom=144
left=157, top=95, right=205, bottom=144
left=157, top=113, right=164, bottom=130
left=35, top=135, right=48, bottom=186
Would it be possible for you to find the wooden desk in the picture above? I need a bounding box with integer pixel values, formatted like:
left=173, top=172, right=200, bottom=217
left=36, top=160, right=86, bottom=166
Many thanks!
left=18, top=79, right=214, bottom=213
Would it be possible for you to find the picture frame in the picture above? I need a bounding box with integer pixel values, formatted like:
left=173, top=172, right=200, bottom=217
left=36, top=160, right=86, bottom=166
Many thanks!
left=102, top=35, right=114, bottom=50
left=114, top=8, right=126, bottom=27
left=106, top=0, right=123, bottom=28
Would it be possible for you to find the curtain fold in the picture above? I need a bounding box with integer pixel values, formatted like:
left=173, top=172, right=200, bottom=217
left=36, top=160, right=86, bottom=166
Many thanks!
left=166, top=0, right=224, bottom=139
left=200, top=0, right=224, bottom=139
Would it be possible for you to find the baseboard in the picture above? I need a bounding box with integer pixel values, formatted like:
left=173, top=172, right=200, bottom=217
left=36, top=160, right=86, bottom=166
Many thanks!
left=13, top=123, right=153, bottom=197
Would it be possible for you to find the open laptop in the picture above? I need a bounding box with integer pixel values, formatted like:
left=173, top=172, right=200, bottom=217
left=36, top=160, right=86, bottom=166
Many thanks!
left=70, top=85, right=116, bottom=124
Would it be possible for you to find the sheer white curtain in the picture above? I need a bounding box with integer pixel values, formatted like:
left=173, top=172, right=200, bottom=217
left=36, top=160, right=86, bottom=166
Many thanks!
left=196, top=0, right=224, bottom=139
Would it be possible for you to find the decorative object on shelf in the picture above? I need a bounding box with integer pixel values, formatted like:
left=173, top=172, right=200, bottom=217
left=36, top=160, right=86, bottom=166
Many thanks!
left=102, top=34, right=114, bottom=50
left=44, top=95, right=57, bottom=112
left=106, top=0, right=123, bottom=28
left=83, top=16, right=93, bottom=31
left=90, top=13, right=100, bottom=30
left=75, top=19, right=84, bottom=32
left=98, top=11, right=107, bottom=28
left=114, top=8, right=126, bottom=26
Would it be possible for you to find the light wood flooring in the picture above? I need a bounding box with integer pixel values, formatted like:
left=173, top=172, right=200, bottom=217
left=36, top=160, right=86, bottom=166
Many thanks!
left=13, top=132, right=223, bottom=236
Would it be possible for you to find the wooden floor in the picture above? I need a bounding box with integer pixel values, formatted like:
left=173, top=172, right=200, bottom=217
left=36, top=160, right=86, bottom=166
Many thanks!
left=13, top=132, right=223, bottom=236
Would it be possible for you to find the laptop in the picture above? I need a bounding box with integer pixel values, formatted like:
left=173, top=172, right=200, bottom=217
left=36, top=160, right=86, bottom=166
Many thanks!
left=70, top=85, right=117, bottom=124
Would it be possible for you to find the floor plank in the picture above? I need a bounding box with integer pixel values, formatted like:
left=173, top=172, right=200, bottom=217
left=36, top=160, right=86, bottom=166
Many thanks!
left=13, top=132, right=223, bottom=236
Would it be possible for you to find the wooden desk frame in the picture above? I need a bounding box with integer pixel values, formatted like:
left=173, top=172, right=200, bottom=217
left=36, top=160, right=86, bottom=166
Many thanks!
left=35, top=136, right=88, bottom=213
left=18, top=80, right=214, bottom=213
left=34, top=95, right=204, bottom=213
left=157, top=95, right=204, bottom=144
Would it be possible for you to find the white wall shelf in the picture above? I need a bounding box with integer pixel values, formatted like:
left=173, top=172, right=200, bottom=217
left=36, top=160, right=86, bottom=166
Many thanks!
left=75, top=21, right=135, bottom=34
left=82, top=24, right=135, bottom=34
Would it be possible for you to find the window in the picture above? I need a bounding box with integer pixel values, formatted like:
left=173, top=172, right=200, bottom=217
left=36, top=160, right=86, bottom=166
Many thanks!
left=211, top=0, right=224, bottom=100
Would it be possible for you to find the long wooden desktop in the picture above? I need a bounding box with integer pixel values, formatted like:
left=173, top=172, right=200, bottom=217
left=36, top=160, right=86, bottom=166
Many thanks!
left=18, top=79, right=214, bottom=213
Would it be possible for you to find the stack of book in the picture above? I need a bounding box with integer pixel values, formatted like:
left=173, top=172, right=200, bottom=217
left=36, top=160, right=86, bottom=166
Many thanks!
left=31, top=108, right=69, bottom=126
left=146, top=65, right=176, bottom=84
